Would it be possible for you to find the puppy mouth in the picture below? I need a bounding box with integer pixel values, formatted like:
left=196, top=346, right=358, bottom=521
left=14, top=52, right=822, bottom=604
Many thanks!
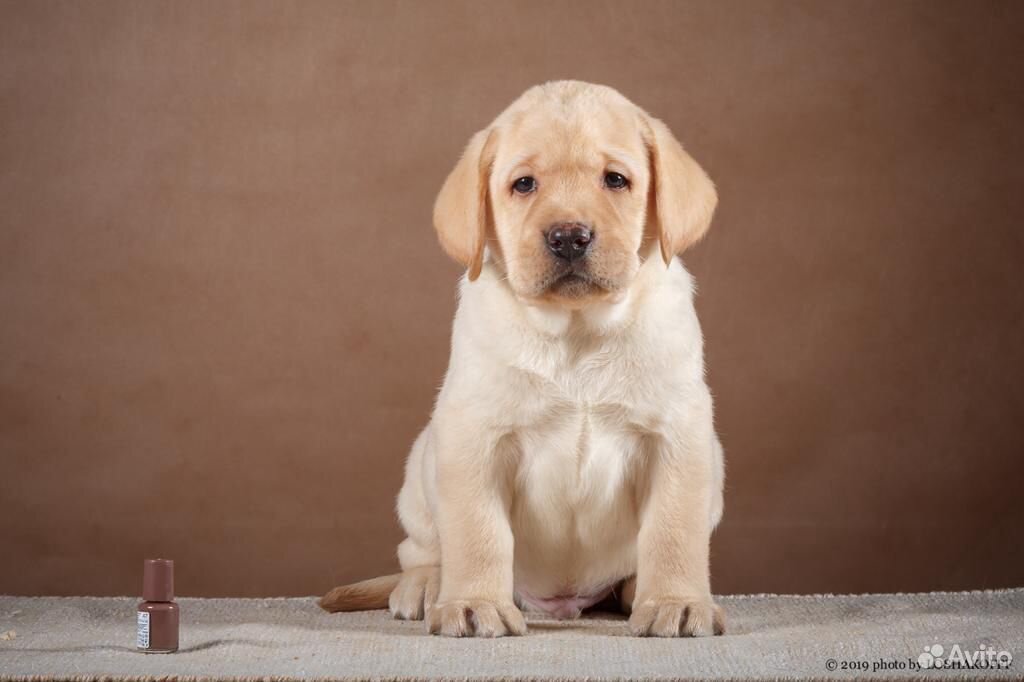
left=541, top=266, right=608, bottom=298
left=550, top=272, right=594, bottom=293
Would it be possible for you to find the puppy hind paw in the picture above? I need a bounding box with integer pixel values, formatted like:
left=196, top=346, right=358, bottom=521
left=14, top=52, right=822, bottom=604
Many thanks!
left=388, top=566, right=440, bottom=621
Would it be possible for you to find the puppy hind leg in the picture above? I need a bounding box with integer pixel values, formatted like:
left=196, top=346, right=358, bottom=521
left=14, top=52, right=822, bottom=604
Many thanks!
left=391, top=427, right=443, bottom=621
left=710, top=435, right=725, bottom=529
left=388, top=563, right=441, bottom=621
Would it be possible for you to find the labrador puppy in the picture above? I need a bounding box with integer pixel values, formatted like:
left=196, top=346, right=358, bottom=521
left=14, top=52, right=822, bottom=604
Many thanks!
left=320, top=81, right=725, bottom=638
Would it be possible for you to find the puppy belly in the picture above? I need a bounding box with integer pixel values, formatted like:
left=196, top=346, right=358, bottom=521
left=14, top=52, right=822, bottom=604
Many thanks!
left=516, top=585, right=616, bottom=619
left=510, top=413, right=642, bottom=618
left=512, top=533, right=636, bottom=619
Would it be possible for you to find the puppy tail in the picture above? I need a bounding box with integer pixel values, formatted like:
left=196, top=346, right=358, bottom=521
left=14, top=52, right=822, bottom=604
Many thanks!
left=318, top=573, right=402, bottom=612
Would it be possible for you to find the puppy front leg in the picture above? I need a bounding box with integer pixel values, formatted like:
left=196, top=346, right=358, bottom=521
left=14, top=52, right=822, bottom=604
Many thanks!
left=426, top=418, right=525, bottom=638
left=629, top=432, right=725, bottom=637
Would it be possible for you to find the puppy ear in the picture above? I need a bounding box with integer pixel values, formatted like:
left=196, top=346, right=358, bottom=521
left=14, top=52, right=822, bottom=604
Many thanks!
left=433, top=128, right=498, bottom=281
left=642, top=115, right=718, bottom=264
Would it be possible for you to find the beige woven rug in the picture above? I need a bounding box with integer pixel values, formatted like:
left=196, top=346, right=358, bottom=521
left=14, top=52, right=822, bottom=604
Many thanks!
left=0, top=590, right=1021, bottom=681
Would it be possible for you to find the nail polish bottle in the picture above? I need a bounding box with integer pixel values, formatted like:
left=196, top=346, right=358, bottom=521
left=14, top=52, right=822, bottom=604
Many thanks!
left=137, top=558, right=179, bottom=653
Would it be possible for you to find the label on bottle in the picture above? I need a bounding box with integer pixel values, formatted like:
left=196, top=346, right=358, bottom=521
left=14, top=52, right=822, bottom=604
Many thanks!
left=137, top=610, right=150, bottom=649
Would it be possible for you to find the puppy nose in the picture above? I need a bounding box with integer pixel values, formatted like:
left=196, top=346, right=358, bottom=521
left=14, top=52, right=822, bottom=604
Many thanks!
left=546, top=223, right=593, bottom=261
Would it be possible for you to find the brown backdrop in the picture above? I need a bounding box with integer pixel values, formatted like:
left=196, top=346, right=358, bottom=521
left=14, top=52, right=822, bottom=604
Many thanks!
left=1, top=0, right=1022, bottom=598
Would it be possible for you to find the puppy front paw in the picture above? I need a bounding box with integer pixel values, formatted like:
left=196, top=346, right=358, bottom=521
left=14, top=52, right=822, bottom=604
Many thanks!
left=426, top=599, right=527, bottom=637
left=628, top=595, right=725, bottom=637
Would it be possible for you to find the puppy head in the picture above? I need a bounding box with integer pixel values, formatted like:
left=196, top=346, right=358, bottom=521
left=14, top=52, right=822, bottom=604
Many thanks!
left=434, top=81, right=716, bottom=307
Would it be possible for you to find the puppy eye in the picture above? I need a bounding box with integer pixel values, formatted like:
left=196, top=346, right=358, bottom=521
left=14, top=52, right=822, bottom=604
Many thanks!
left=603, top=172, right=629, bottom=190
left=512, top=176, right=537, bottom=195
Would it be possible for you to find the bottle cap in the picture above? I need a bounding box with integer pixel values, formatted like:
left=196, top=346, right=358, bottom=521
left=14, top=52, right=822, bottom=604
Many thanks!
left=142, top=558, right=174, bottom=602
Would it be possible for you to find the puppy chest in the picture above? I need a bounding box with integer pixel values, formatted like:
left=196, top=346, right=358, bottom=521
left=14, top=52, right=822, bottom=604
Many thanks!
left=512, top=409, right=643, bottom=539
